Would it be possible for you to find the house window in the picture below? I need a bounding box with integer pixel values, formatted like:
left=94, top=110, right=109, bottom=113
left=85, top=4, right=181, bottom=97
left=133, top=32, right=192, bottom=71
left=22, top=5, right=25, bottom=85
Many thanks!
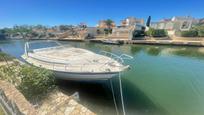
left=180, top=21, right=191, bottom=30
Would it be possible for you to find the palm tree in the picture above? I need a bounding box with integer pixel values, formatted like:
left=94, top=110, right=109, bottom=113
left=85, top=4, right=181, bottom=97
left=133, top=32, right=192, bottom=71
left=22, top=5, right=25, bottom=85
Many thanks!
left=105, top=19, right=114, bottom=28
left=104, top=19, right=114, bottom=34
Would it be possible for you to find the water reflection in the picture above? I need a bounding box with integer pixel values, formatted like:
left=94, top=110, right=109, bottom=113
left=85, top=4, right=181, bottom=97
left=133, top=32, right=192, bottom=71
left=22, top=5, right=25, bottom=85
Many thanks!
left=171, top=47, right=204, bottom=59
left=128, top=44, right=204, bottom=60
left=130, top=46, right=143, bottom=55
left=146, top=47, right=162, bottom=56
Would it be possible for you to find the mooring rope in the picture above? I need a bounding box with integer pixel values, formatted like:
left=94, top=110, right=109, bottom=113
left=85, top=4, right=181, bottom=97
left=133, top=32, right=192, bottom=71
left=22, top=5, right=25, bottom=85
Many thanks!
left=110, top=72, right=126, bottom=115
left=110, top=79, right=119, bottom=115
left=119, top=72, right=126, bottom=115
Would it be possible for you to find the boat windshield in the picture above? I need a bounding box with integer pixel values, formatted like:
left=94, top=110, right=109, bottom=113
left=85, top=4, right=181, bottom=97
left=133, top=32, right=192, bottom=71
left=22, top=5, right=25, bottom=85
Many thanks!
left=26, top=40, right=64, bottom=52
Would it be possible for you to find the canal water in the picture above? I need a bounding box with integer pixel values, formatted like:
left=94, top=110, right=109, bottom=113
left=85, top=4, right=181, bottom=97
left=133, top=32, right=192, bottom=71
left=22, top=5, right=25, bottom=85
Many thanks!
left=1, top=39, right=204, bottom=115
left=0, top=105, right=5, bottom=115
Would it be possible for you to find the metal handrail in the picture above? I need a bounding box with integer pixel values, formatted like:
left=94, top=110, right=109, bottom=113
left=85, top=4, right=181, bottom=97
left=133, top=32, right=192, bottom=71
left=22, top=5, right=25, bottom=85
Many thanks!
left=27, top=40, right=63, bottom=46
left=25, top=41, right=72, bottom=53
left=119, top=54, right=133, bottom=60
left=32, top=46, right=65, bottom=53
left=100, top=51, right=124, bottom=63
left=100, top=51, right=133, bottom=63
left=99, top=51, right=133, bottom=72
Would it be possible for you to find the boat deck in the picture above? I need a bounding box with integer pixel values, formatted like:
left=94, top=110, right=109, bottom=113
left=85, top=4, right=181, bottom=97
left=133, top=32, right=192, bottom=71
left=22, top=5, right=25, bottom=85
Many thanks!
left=23, top=47, right=124, bottom=73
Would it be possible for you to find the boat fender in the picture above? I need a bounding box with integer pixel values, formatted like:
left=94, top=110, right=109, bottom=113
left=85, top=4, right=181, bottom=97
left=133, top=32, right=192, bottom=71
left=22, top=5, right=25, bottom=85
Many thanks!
left=71, top=92, right=80, bottom=102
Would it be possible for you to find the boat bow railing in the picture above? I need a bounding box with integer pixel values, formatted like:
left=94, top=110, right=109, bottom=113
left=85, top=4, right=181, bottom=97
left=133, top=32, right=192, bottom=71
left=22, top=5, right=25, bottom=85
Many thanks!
left=100, top=51, right=133, bottom=64
left=119, top=54, right=134, bottom=60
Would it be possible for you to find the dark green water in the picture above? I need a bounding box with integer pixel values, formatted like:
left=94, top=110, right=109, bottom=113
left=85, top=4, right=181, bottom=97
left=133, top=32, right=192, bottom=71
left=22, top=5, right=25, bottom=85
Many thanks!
left=0, top=105, right=5, bottom=115
left=1, top=40, right=204, bottom=115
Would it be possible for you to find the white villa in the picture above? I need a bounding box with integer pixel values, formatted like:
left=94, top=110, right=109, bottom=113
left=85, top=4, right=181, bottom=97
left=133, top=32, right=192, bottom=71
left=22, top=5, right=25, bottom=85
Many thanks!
left=151, top=16, right=199, bottom=36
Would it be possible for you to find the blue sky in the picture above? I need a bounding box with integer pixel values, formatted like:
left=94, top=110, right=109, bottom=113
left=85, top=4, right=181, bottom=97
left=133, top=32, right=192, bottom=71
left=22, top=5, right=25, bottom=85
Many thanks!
left=0, top=0, right=204, bottom=28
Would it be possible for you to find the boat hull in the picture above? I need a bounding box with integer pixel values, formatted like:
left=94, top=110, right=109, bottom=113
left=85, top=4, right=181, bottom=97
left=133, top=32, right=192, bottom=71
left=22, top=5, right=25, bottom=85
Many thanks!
left=53, top=71, right=119, bottom=81
left=22, top=55, right=120, bottom=81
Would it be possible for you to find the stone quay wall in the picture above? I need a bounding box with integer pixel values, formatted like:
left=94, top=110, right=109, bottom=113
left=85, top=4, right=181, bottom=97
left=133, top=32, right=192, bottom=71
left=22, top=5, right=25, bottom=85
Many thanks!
left=0, top=80, right=95, bottom=115
left=0, top=80, right=37, bottom=115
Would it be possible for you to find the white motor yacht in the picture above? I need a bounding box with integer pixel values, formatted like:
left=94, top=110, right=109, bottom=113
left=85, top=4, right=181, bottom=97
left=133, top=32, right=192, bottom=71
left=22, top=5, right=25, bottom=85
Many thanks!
left=21, top=41, right=133, bottom=80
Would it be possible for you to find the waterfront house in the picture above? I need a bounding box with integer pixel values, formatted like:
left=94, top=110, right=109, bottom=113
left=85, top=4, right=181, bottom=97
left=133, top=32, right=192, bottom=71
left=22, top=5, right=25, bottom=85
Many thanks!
left=172, top=16, right=199, bottom=30
left=109, top=17, right=145, bottom=40
left=151, top=16, right=199, bottom=36
left=199, top=18, right=204, bottom=25
left=93, top=17, right=145, bottom=40
left=120, top=17, right=144, bottom=28
left=111, top=26, right=132, bottom=39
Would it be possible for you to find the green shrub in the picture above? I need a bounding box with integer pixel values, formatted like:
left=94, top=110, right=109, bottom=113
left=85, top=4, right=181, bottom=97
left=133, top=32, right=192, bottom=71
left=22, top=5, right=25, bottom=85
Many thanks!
left=196, top=26, right=204, bottom=37
left=0, top=53, right=56, bottom=100
left=0, top=52, right=14, bottom=61
left=152, top=29, right=167, bottom=37
left=146, top=28, right=167, bottom=37
left=191, top=25, right=204, bottom=37
left=180, top=30, right=198, bottom=37
left=198, top=30, right=204, bottom=37
left=145, top=28, right=154, bottom=36
left=0, top=63, right=21, bottom=85
left=18, top=65, right=55, bottom=99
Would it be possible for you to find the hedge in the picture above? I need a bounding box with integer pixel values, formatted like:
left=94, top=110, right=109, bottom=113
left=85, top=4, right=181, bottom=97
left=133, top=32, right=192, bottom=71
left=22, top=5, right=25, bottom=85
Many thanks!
left=198, top=30, right=204, bottom=37
left=180, top=30, right=198, bottom=37
left=18, top=65, right=55, bottom=99
left=179, top=25, right=204, bottom=37
left=146, top=28, right=167, bottom=37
